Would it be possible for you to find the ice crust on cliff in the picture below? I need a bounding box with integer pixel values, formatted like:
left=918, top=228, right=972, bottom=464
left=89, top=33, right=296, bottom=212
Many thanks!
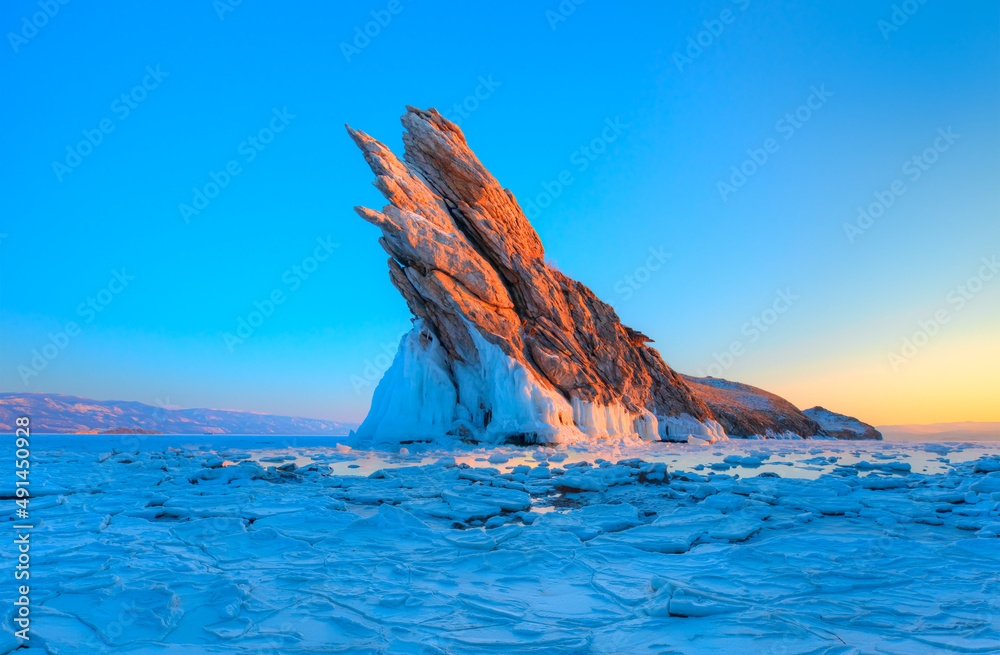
left=660, top=413, right=728, bottom=444
left=354, top=321, right=718, bottom=445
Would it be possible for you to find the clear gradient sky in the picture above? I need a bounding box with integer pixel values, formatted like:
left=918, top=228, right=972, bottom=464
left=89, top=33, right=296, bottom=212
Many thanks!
left=1, top=1, right=998, bottom=425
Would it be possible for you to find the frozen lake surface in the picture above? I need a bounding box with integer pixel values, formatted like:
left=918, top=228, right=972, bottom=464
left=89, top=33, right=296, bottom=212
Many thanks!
left=4, top=435, right=1000, bottom=654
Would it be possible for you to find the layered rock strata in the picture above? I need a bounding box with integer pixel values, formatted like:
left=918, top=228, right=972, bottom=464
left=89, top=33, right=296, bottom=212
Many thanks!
left=347, top=107, right=878, bottom=444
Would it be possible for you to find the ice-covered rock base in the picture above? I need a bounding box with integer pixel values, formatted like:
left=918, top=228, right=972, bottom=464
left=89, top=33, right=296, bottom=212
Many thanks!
left=8, top=436, right=1000, bottom=653
left=354, top=322, right=717, bottom=446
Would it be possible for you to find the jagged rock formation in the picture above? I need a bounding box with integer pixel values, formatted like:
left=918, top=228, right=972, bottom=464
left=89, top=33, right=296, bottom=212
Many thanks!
left=347, top=107, right=878, bottom=444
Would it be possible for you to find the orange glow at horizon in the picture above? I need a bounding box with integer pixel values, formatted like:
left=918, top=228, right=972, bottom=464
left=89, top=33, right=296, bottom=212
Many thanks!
left=749, top=331, right=1000, bottom=426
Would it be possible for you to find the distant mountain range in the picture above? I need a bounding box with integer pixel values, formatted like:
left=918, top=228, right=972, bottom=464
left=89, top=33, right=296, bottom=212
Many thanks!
left=0, top=393, right=358, bottom=435
left=877, top=421, right=1000, bottom=442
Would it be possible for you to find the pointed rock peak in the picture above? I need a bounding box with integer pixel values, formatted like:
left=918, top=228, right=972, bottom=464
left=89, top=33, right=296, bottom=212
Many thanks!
left=345, top=107, right=879, bottom=445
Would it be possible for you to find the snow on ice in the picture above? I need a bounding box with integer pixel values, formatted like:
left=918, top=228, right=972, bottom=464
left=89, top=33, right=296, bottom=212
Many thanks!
left=2, top=435, right=999, bottom=653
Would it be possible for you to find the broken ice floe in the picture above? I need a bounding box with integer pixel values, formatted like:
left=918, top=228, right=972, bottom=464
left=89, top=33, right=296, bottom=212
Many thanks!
left=6, top=436, right=1000, bottom=654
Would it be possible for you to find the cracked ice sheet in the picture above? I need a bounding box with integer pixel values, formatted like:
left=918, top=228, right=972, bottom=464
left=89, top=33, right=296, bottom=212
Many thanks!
left=4, top=437, right=1000, bottom=654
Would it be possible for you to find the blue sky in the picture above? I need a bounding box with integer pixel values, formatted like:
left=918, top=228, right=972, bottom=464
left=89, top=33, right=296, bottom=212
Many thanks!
left=2, top=0, right=998, bottom=424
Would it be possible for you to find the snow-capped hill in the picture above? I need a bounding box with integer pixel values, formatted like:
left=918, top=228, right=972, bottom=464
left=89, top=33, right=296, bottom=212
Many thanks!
left=803, top=406, right=882, bottom=440
left=346, top=107, right=880, bottom=444
left=0, top=393, right=357, bottom=435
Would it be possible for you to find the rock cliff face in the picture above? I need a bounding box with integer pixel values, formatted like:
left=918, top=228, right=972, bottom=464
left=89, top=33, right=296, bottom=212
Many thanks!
left=347, top=107, right=878, bottom=444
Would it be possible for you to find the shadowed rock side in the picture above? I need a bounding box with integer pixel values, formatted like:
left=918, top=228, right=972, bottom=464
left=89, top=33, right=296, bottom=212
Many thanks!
left=347, top=107, right=878, bottom=443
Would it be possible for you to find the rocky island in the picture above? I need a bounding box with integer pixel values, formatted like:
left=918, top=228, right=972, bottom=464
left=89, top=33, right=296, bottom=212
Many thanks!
left=347, top=107, right=880, bottom=445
